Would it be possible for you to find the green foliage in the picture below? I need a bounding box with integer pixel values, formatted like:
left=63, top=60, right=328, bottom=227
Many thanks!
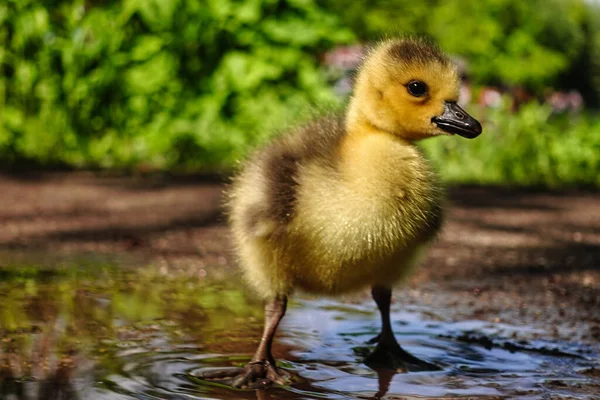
left=430, top=0, right=586, bottom=89
left=315, top=0, right=434, bottom=39
left=558, top=4, right=600, bottom=106
left=1, top=0, right=599, bottom=188
left=0, top=0, right=353, bottom=170
left=322, top=0, right=600, bottom=101
left=420, top=103, right=600, bottom=187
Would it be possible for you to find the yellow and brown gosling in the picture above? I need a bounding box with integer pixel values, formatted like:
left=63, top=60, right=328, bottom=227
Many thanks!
left=209, top=37, right=482, bottom=388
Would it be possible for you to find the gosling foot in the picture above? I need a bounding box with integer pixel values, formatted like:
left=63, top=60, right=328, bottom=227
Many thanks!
left=231, top=360, right=290, bottom=388
left=364, top=341, right=441, bottom=372
left=195, top=361, right=290, bottom=389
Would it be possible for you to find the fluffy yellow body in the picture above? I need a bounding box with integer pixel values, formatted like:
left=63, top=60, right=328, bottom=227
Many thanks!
left=229, top=128, right=444, bottom=299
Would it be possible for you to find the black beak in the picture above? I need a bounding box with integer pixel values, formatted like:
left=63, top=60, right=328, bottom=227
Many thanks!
left=432, top=102, right=482, bottom=139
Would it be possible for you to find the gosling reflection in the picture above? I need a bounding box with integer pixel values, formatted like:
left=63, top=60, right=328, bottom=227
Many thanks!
left=372, top=368, right=396, bottom=399
left=250, top=367, right=397, bottom=400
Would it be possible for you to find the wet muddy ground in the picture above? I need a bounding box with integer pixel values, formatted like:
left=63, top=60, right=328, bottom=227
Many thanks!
left=0, top=173, right=599, bottom=399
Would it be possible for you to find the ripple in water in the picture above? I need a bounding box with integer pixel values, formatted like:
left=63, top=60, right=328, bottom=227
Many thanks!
left=0, top=266, right=598, bottom=399
left=94, top=299, right=599, bottom=399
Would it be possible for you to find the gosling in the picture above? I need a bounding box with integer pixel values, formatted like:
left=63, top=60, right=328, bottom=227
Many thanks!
left=220, top=37, right=482, bottom=388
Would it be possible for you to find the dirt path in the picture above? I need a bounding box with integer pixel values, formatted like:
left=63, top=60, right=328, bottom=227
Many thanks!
left=1, top=172, right=599, bottom=346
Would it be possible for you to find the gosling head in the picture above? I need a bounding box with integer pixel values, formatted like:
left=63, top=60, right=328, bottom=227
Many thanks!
left=349, top=37, right=482, bottom=141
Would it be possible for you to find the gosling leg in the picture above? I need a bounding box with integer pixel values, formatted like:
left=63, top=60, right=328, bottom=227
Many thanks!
left=365, top=286, right=440, bottom=371
left=196, top=295, right=290, bottom=388
left=231, top=295, right=289, bottom=388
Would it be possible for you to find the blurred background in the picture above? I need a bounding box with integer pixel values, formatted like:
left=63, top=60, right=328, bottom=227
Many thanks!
left=1, top=0, right=599, bottom=184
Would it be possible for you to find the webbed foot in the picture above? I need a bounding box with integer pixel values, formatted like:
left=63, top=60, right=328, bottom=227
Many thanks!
left=364, top=341, right=441, bottom=372
left=194, top=361, right=290, bottom=389
left=367, top=286, right=441, bottom=372
left=231, top=360, right=290, bottom=388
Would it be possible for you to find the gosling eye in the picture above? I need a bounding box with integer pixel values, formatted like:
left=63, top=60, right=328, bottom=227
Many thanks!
left=406, top=80, right=428, bottom=97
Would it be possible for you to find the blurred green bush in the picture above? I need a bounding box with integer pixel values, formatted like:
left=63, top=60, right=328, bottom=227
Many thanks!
left=321, top=0, right=600, bottom=106
left=1, top=0, right=599, bottom=188
left=0, top=0, right=352, bottom=170
left=421, top=102, right=600, bottom=188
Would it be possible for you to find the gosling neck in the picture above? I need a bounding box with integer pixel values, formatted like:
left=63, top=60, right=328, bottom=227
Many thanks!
left=340, top=103, right=426, bottom=192
left=344, top=99, right=414, bottom=146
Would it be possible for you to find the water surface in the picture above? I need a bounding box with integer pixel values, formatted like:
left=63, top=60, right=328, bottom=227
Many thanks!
left=0, top=261, right=598, bottom=399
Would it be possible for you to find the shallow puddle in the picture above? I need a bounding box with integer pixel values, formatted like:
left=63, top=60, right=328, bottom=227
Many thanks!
left=0, top=261, right=598, bottom=399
